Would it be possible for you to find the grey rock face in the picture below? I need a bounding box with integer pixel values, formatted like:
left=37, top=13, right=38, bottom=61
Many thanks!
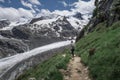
left=55, top=16, right=74, bottom=30
left=76, top=29, right=85, bottom=42
left=0, top=30, right=13, bottom=38
left=12, top=25, right=32, bottom=39
left=76, top=0, right=120, bottom=41
left=73, top=13, right=83, bottom=20
left=0, top=19, right=10, bottom=28
left=86, top=0, right=120, bottom=32
left=0, top=39, right=28, bottom=58
left=30, top=17, right=44, bottom=24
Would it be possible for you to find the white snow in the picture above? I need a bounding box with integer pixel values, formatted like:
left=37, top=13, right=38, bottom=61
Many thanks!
left=0, top=40, right=71, bottom=76
left=67, top=17, right=87, bottom=29
left=0, top=21, right=27, bottom=31
left=34, top=18, right=57, bottom=27
left=26, top=16, right=87, bottom=31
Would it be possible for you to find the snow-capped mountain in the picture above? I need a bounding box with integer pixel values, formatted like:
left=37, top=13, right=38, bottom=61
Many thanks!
left=0, top=13, right=84, bottom=59
left=0, top=11, right=88, bottom=30
left=0, top=1, right=92, bottom=59
left=30, top=13, right=87, bottom=30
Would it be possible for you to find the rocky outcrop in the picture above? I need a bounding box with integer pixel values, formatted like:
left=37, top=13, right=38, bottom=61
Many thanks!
left=12, top=25, right=32, bottom=39
left=87, top=0, right=120, bottom=32
left=0, top=30, right=13, bottom=38
left=0, top=39, right=28, bottom=58
left=76, top=28, right=85, bottom=42
left=0, top=19, right=10, bottom=28
left=50, top=16, right=77, bottom=37
left=76, top=0, right=120, bottom=41
left=73, top=13, right=83, bottom=20
left=30, top=17, right=44, bottom=24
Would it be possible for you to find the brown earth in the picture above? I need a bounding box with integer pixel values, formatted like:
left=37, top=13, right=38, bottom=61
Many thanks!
left=60, top=56, right=91, bottom=80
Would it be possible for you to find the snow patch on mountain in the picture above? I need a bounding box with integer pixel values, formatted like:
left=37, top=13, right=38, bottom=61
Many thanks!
left=34, top=18, right=57, bottom=28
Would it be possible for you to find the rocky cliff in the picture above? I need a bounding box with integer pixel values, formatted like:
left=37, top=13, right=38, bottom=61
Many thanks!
left=76, top=0, right=120, bottom=41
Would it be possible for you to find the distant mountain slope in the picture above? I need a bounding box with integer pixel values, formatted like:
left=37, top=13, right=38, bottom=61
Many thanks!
left=0, top=14, right=81, bottom=58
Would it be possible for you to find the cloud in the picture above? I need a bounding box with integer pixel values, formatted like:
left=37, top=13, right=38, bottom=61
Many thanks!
left=59, top=1, right=68, bottom=7
left=18, top=8, right=34, bottom=18
left=71, top=0, right=95, bottom=14
left=52, top=10, right=74, bottom=16
left=0, top=0, right=4, bottom=3
left=36, top=0, right=95, bottom=21
left=29, top=0, right=41, bottom=5
left=0, top=0, right=95, bottom=23
left=21, top=0, right=36, bottom=13
left=21, top=0, right=32, bottom=9
left=0, top=7, right=34, bottom=21
left=53, top=0, right=95, bottom=18
left=37, top=9, right=52, bottom=17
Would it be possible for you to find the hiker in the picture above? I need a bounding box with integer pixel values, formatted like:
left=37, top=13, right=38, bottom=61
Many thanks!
left=70, top=40, right=75, bottom=57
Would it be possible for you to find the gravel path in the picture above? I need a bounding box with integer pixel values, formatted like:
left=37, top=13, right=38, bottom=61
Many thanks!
left=60, top=56, right=91, bottom=80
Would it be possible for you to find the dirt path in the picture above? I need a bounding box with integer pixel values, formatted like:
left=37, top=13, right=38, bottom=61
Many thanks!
left=60, top=56, right=91, bottom=80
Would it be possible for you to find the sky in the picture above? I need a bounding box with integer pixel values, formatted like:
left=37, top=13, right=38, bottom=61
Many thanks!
left=0, top=0, right=95, bottom=22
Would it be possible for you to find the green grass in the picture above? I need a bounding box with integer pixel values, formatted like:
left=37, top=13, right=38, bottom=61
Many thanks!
left=16, top=50, right=71, bottom=80
left=75, top=21, right=120, bottom=80
left=16, top=21, right=120, bottom=80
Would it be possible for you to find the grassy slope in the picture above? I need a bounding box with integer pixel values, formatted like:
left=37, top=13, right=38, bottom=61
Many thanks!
left=75, top=21, right=120, bottom=80
left=16, top=21, right=120, bottom=80
left=16, top=50, right=71, bottom=80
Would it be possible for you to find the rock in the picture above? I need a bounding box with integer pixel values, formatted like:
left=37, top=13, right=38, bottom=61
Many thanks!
left=73, top=13, right=83, bottom=20
left=76, top=0, right=120, bottom=41
left=12, top=25, right=32, bottom=39
left=0, top=47, right=16, bottom=58
left=0, top=30, right=13, bottom=38
left=55, top=16, right=74, bottom=30
left=0, top=19, right=10, bottom=28
left=86, top=0, right=115, bottom=32
left=76, top=29, right=85, bottom=42
left=60, top=30, right=77, bottom=37
left=30, top=17, right=44, bottom=24
left=0, top=39, right=28, bottom=58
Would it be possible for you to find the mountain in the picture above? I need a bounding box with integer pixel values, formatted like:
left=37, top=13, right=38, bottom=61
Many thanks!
left=0, top=13, right=86, bottom=58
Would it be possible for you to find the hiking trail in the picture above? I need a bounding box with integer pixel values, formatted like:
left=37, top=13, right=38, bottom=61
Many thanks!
left=60, top=56, right=91, bottom=80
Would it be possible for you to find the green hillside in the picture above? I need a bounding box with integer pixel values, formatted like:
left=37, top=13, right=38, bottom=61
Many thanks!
left=17, top=21, right=120, bottom=80
left=76, top=21, right=120, bottom=80
left=16, top=50, right=71, bottom=80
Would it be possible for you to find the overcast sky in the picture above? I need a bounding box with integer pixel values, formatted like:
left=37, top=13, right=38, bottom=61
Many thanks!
left=0, top=0, right=95, bottom=22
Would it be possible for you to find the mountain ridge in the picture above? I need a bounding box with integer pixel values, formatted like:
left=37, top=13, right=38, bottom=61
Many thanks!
left=0, top=13, right=84, bottom=58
